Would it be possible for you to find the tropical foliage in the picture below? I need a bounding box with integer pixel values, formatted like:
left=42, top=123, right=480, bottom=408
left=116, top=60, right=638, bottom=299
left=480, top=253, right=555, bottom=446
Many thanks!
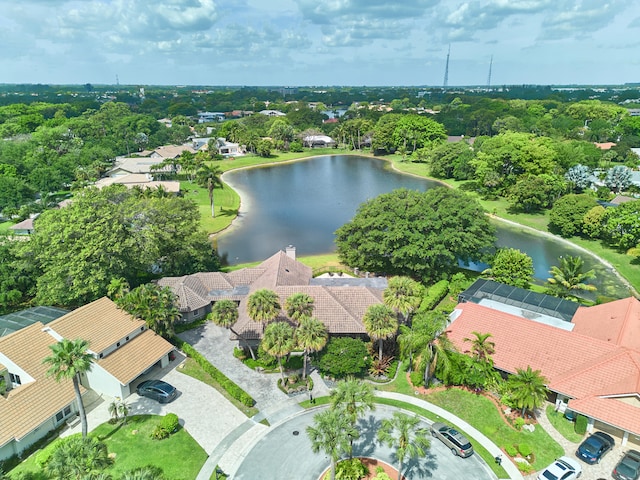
left=377, top=412, right=430, bottom=480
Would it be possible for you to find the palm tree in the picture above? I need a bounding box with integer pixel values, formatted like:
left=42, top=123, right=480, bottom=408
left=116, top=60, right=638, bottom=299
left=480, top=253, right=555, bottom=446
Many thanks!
left=307, top=408, right=358, bottom=480
left=120, top=466, right=166, bottom=480
left=508, top=366, right=549, bottom=417
left=45, top=436, right=110, bottom=479
left=43, top=338, right=94, bottom=438
left=208, top=299, right=256, bottom=360
left=262, top=321, right=295, bottom=382
left=195, top=164, right=223, bottom=217
left=295, top=317, right=328, bottom=379
left=383, top=276, right=423, bottom=324
left=363, top=304, right=398, bottom=360
left=377, top=412, right=430, bottom=480
left=285, top=292, right=315, bottom=323
left=547, top=255, right=597, bottom=299
left=330, top=377, right=375, bottom=458
left=247, top=289, right=281, bottom=328
left=116, top=284, right=180, bottom=338
left=464, top=331, right=495, bottom=362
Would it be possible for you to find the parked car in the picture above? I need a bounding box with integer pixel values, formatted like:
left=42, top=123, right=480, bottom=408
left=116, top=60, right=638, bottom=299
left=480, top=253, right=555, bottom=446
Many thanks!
left=136, top=379, right=178, bottom=403
left=429, top=421, right=474, bottom=457
left=613, top=450, right=640, bottom=480
left=537, top=456, right=582, bottom=480
left=575, top=431, right=615, bottom=464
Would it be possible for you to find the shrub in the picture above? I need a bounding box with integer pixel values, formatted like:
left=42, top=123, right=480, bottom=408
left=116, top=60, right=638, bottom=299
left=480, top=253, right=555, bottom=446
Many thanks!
left=518, top=443, right=533, bottom=457
left=419, top=280, right=449, bottom=312
left=517, top=462, right=535, bottom=474
left=160, top=413, right=179, bottom=434
left=173, top=338, right=255, bottom=407
left=409, top=370, right=424, bottom=387
left=335, top=458, right=367, bottom=480
left=504, top=445, right=518, bottom=457
left=575, top=414, right=588, bottom=435
left=318, top=337, right=371, bottom=379
left=151, top=425, right=170, bottom=440
left=514, top=417, right=525, bottom=431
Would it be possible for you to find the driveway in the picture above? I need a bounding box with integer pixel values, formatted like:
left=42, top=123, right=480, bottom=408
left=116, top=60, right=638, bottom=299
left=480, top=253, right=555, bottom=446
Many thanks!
left=229, top=404, right=493, bottom=480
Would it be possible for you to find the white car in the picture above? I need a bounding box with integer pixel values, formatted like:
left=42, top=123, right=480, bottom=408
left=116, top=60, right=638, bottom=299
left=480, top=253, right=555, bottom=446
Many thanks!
left=537, top=456, right=582, bottom=480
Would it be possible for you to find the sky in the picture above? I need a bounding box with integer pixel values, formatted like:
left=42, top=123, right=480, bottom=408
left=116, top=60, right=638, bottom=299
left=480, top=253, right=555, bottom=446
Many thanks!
left=1, top=0, right=640, bottom=87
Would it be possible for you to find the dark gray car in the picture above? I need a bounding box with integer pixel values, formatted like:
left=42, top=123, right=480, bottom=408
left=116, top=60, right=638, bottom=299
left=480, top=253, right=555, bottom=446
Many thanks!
left=137, top=379, right=178, bottom=403
left=430, top=422, right=474, bottom=457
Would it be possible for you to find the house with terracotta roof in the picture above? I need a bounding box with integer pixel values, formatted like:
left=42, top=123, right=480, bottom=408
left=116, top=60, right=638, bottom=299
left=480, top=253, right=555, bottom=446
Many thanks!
left=447, top=280, right=640, bottom=447
left=0, top=297, right=174, bottom=460
left=158, top=247, right=387, bottom=344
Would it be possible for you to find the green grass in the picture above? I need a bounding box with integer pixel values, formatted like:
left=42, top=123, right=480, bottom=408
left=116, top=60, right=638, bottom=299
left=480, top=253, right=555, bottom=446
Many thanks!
left=177, top=357, right=259, bottom=417
left=545, top=405, right=584, bottom=443
left=422, top=388, right=563, bottom=470
left=7, top=416, right=207, bottom=480
left=0, top=220, right=13, bottom=233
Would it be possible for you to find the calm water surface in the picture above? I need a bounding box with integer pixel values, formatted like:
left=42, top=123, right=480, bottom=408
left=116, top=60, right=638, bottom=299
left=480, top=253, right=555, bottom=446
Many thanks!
left=217, top=155, right=627, bottom=298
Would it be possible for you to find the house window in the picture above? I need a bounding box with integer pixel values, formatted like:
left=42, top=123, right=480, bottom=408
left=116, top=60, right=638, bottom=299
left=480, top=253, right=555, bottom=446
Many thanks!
left=55, top=411, right=64, bottom=422
left=193, top=309, right=199, bottom=317
left=9, top=373, right=21, bottom=386
left=55, top=406, right=72, bottom=423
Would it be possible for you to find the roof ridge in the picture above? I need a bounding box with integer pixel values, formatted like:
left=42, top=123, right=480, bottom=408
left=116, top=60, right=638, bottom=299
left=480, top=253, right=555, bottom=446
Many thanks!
left=615, top=297, right=640, bottom=346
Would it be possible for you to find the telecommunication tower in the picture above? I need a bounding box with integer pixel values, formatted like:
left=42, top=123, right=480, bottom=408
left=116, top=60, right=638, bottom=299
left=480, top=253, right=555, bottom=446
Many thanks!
left=443, top=45, right=450, bottom=88
left=487, top=55, right=493, bottom=87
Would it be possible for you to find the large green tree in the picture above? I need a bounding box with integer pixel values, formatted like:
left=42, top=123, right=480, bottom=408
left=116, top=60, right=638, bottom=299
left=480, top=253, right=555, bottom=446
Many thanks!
left=335, top=188, right=496, bottom=281
left=116, top=284, right=180, bottom=338
left=601, top=200, right=640, bottom=249
left=548, top=193, right=599, bottom=237
left=43, top=338, right=94, bottom=438
left=22, top=185, right=218, bottom=307
left=377, top=412, right=430, bottom=480
left=482, top=248, right=534, bottom=289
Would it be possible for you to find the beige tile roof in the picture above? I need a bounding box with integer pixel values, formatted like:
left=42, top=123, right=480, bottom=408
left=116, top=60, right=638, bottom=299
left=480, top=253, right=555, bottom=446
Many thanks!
left=152, top=145, right=197, bottom=159
left=0, top=323, right=77, bottom=447
left=97, top=329, right=174, bottom=385
left=47, top=297, right=145, bottom=355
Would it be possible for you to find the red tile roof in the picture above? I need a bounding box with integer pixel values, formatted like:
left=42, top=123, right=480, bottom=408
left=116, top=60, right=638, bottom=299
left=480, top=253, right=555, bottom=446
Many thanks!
left=448, top=299, right=640, bottom=435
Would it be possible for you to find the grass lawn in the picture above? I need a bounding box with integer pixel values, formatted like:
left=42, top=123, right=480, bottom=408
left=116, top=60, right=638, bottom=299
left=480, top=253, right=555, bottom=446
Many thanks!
left=0, top=220, right=13, bottom=233
left=423, top=388, right=563, bottom=470
left=177, top=357, right=259, bottom=417
left=545, top=405, right=584, bottom=443
left=7, top=416, right=207, bottom=480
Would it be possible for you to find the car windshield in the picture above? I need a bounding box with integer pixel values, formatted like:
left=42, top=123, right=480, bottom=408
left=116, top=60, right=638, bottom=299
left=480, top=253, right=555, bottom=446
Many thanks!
left=541, top=470, right=559, bottom=480
left=581, top=440, right=599, bottom=454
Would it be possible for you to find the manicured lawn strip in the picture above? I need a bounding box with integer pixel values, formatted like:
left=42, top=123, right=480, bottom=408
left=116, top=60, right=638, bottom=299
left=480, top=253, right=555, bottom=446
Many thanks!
left=374, top=397, right=509, bottom=479
left=0, top=220, right=13, bottom=233
left=7, top=416, right=207, bottom=480
left=180, top=180, right=240, bottom=234
left=423, top=388, right=563, bottom=470
left=177, top=357, right=259, bottom=417
left=545, top=405, right=584, bottom=443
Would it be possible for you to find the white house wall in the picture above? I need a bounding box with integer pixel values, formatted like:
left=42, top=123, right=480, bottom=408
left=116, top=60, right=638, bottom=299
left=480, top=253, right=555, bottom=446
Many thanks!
left=84, top=362, right=126, bottom=399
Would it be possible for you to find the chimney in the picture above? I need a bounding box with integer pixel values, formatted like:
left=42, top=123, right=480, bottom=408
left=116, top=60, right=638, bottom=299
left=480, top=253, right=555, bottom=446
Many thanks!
left=285, top=245, right=296, bottom=260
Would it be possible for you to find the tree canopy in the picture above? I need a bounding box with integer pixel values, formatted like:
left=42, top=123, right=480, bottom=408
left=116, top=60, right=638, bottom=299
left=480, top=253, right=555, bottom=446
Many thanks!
left=335, top=187, right=496, bottom=281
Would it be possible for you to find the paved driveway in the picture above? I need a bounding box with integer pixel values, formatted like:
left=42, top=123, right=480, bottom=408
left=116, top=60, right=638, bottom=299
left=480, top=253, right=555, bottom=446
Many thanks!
left=127, top=366, right=247, bottom=454
left=230, top=404, right=493, bottom=480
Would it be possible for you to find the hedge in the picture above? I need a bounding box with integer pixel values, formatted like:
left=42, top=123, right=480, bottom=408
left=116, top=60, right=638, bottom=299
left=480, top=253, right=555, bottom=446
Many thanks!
left=172, top=338, right=255, bottom=407
left=419, top=280, right=450, bottom=312
left=575, top=414, right=588, bottom=435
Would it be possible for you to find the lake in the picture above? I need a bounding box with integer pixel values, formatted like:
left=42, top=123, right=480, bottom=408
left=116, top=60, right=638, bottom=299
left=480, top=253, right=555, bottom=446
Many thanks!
left=217, top=154, right=628, bottom=298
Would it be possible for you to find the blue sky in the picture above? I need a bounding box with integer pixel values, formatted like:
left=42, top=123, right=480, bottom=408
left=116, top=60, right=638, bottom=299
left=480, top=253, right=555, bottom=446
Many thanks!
left=2, top=0, right=639, bottom=86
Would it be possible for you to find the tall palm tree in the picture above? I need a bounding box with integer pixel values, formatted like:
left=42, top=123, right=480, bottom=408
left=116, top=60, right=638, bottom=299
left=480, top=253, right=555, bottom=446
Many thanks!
left=285, top=292, right=315, bottom=323
left=295, top=317, right=328, bottom=379
left=377, top=412, right=430, bottom=480
left=547, top=255, right=597, bottom=299
left=117, top=284, right=180, bottom=339
left=383, top=276, right=423, bottom=324
left=195, top=164, right=223, bottom=218
left=330, top=377, right=375, bottom=458
left=262, top=321, right=295, bottom=382
left=508, top=366, right=549, bottom=417
left=208, top=299, right=256, bottom=360
left=363, top=304, right=398, bottom=360
left=43, top=339, right=94, bottom=438
left=463, top=331, right=496, bottom=362
left=307, top=408, right=358, bottom=480
left=247, top=289, right=281, bottom=328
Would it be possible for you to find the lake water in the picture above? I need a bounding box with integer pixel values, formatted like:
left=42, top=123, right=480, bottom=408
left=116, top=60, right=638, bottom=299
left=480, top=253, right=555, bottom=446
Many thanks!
left=217, top=155, right=628, bottom=298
